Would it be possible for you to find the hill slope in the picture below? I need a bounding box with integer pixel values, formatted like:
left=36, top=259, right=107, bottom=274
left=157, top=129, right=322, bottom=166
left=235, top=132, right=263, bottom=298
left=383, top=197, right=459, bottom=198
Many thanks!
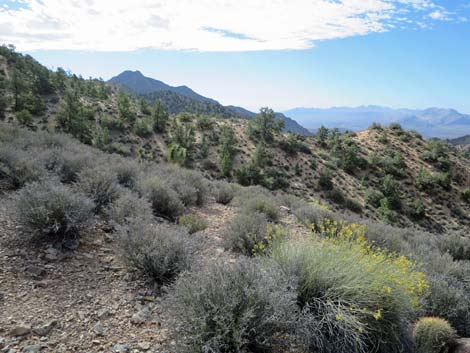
left=0, top=46, right=469, bottom=233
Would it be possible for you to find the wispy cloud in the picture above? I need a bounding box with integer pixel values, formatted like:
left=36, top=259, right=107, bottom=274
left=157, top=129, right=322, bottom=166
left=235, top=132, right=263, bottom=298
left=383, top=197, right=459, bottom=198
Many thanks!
left=0, top=0, right=458, bottom=52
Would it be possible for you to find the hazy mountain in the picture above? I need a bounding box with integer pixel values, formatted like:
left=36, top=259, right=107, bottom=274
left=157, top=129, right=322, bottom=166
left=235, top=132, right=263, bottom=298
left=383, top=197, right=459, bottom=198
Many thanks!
left=449, top=135, right=470, bottom=146
left=283, top=106, right=470, bottom=138
left=110, top=70, right=311, bottom=135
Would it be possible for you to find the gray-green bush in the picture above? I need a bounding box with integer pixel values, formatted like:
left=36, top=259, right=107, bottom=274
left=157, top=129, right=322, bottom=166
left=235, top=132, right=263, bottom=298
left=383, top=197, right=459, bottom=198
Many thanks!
left=164, top=258, right=298, bottom=353
left=118, top=218, right=199, bottom=285
left=15, top=179, right=94, bottom=238
left=225, top=212, right=269, bottom=255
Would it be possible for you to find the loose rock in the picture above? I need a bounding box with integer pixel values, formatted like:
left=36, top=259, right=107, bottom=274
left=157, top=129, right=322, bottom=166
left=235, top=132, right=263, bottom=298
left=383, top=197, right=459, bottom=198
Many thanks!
left=9, top=326, right=30, bottom=337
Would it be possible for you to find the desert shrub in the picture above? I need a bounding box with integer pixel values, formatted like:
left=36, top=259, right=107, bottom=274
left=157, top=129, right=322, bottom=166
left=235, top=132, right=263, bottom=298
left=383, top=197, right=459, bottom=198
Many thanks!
left=133, top=118, right=153, bottom=137
left=412, top=317, right=456, bottom=353
left=15, top=179, right=94, bottom=239
left=225, top=212, right=270, bottom=255
left=164, top=258, right=297, bottom=353
left=117, top=218, right=198, bottom=285
left=15, top=109, right=33, bottom=127
left=110, top=159, right=140, bottom=189
left=381, top=174, right=401, bottom=209
left=292, top=203, right=337, bottom=229
left=410, top=199, right=426, bottom=220
left=240, top=193, right=280, bottom=222
left=77, top=166, right=121, bottom=214
left=106, top=190, right=153, bottom=226
left=345, top=198, right=363, bottom=213
left=163, top=169, right=208, bottom=207
left=196, top=115, right=214, bottom=130
left=422, top=140, right=451, bottom=172
left=365, top=189, right=383, bottom=208
left=378, top=198, right=395, bottom=223
left=270, top=237, right=429, bottom=353
left=318, top=169, right=334, bottom=190
left=369, top=122, right=383, bottom=130
left=212, top=180, right=237, bottom=205
left=416, top=168, right=451, bottom=192
left=326, top=188, right=344, bottom=204
left=45, top=149, right=94, bottom=184
left=0, top=146, right=45, bottom=189
left=140, top=177, right=184, bottom=220
left=440, top=233, right=470, bottom=261
left=389, top=122, right=403, bottom=131
left=178, top=214, right=208, bottom=234
left=461, top=188, right=470, bottom=203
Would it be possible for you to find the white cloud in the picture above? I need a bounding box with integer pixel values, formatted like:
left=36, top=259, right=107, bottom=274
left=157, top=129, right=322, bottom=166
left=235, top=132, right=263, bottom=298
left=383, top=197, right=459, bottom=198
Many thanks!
left=0, top=0, right=452, bottom=52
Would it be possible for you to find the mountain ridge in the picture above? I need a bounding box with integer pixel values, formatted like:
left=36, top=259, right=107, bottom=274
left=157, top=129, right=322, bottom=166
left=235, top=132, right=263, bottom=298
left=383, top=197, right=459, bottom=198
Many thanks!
left=283, top=106, right=470, bottom=138
left=109, top=70, right=311, bottom=135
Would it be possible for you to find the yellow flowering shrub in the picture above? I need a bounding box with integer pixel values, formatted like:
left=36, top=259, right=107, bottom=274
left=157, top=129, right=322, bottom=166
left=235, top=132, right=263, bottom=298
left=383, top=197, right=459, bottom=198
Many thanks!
left=252, top=224, right=287, bottom=255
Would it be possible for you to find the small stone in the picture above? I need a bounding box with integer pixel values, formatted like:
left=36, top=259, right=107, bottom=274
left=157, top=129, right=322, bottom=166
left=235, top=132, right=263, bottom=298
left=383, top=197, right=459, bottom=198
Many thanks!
left=112, top=344, right=130, bottom=353
left=93, top=322, right=107, bottom=336
left=0, top=336, right=5, bottom=348
left=137, top=342, right=151, bottom=351
left=33, top=320, right=58, bottom=337
left=26, top=265, right=45, bottom=278
left=9, top=326, right=31, bottom=337
left=97, top=308, right=111, bottom=319
left=23, top=344, right=45, bottom=353
left=131, top=306, right=150, bottom=325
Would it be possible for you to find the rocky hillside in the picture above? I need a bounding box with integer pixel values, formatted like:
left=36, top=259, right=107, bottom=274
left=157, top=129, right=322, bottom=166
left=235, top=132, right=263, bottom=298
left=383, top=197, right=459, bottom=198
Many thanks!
left=1, top=44, right=470, bottom=353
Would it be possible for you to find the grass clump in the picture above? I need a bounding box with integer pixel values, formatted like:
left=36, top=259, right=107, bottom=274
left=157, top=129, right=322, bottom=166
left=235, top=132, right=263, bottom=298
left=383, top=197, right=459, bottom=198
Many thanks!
left=412, top=317, right=456, bottom=353
left=164, top=258, right=297, bottom=353
left=178, top=214, right=208, bottom=234
left=15, top=179, right=94, bottom=239
left=118, top=218, right=199, bottom=286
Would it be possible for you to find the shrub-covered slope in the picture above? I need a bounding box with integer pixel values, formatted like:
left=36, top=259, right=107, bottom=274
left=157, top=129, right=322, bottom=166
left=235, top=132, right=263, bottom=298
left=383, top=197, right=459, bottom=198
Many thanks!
left=0, top=45, right=469, bottom=233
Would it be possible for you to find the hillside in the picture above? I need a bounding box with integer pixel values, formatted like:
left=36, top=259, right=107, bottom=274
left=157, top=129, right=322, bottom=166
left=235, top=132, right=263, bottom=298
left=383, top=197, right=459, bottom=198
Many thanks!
left=110, top=70, right=311, bottom=135
left=0, top=46, right=469, bottom=233
left=1, top=45, right=470, bottom=353
left=284, top=106, right=470, bottom=138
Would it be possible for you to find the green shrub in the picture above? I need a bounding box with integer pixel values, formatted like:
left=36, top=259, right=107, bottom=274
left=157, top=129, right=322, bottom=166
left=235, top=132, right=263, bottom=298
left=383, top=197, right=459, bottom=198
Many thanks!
left=16, top=109, right=33, bottom=127
left=164, top=258, right=297, bottom=353
left=118, top=218, right=198, bottom=285
left=15, top=179, right=94, bottom=239
left=389, top=122, right=403, bottom=131
left=412, top=317, right=456, bottom=353
left=345, top=198, right=362, bottom=213
left=164, top=168, right=208, bottom=206
left=178, top=214, right=208, bottom=234
left=410, top=199, right=426, bottom=220
left=378, top=198, right=395, bottom=223
left=225, top=212, right=269, bottom=255
left=381, top=174, right=401, bottom=209
left=140, top=177, right=184, bottom=220
left=107, top=190, right=153, bottom=226
left=270, top=238, right=429, bottom=353
left=77, top=166, right=121, bottom=214
left=365, top=189, right=383, bottom=208
left=212, top=181, right=236, bottom=204
left=461, top=188, right=470, bottom=203
left=133, top=118, right=153, bottom=137
left=326, top=188, right=345, bottom=204
left=318, top=169, right=334, bottom=190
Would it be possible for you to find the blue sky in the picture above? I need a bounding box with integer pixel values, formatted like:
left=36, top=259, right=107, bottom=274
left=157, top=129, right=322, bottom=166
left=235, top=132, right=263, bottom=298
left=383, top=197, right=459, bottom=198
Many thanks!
left=1, top=0, right=470, bottom=112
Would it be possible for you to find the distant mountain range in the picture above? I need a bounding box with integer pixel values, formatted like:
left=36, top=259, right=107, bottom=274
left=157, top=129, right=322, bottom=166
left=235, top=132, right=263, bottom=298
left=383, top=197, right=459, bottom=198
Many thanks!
left=283, top=106, right=470, bottom=138
left=449, top=135, right=470, bottom=146
left=109, top=71, right=311, bottom=135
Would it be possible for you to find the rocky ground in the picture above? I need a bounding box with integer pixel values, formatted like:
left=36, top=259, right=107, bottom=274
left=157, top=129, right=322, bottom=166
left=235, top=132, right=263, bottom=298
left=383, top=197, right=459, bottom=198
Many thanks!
left=0, top=189, right=239, bottom=353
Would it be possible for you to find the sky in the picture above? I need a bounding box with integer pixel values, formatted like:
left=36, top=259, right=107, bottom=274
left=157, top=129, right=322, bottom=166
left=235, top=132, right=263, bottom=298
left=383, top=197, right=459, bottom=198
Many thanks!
left=0, top=0, right=469, bottom=112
